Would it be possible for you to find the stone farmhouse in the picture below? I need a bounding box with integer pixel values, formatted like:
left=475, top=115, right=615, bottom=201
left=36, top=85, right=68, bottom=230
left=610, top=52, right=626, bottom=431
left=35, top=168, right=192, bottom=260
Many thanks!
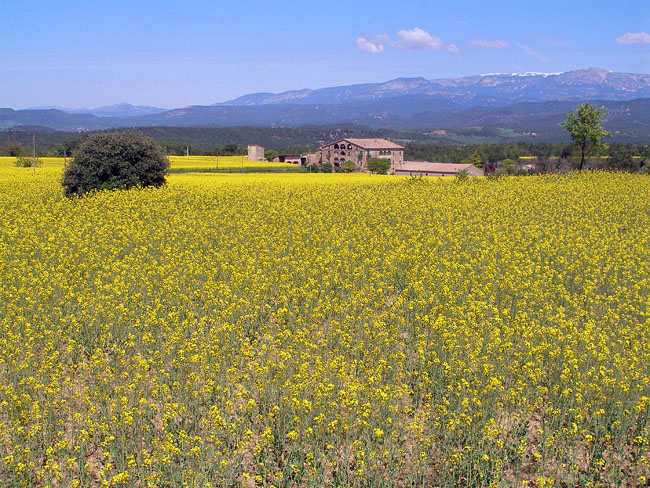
left=242, top=137, right=483, bottom=176
left=303, top=138, right=405, bottom=171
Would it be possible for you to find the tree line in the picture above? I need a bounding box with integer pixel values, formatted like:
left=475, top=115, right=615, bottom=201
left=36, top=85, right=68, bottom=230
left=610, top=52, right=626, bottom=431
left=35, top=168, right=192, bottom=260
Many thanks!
left=404, top=142, right=649, bottom=172
left=3, top=138, right=648, bottom=172
left=0, top=139, right=313, bottom=160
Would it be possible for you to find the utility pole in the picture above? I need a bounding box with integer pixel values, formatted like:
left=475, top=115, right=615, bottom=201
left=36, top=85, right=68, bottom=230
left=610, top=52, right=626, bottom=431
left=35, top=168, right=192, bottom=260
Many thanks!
left=186, top=145, right=189, bottom=157
left=32, top=135, right=36, bottom=174
left=216, top=155, right=219, bottom=170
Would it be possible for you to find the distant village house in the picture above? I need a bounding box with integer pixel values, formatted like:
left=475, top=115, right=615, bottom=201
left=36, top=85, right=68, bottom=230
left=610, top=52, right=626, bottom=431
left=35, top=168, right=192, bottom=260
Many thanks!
left=247, top=145, right=264, bottom=161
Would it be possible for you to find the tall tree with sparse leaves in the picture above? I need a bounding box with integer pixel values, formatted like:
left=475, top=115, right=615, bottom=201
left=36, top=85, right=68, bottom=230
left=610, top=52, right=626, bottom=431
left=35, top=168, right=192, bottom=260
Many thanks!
left=561, top=103, right=610, bottom=170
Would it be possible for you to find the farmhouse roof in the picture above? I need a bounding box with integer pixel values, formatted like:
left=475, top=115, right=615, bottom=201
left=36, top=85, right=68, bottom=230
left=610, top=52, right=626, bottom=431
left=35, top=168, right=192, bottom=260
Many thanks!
left=323, top=138, right=405, bottom=150
left=397, top=161, right=479, bottom=173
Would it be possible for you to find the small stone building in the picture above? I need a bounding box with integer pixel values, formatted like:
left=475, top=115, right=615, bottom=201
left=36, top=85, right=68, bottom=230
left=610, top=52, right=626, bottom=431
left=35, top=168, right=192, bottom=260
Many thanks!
left=247, top=145, right=265, bottom=161
left=305, top=138, right=405, bottom=171
left=273, top=154, right=302, bottom=164
left=394, top=161, right=484, bottom=177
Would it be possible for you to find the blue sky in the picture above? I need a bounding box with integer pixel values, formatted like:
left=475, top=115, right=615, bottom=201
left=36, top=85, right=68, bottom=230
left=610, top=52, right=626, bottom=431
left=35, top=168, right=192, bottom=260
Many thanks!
left=2, top=0, right=648, bottom=109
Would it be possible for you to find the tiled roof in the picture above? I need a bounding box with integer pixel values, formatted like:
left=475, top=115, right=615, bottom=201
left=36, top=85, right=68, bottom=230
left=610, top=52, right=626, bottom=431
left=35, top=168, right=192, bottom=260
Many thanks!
left=396, top=161, right=479, bottom=173
left=323, top=138, right=405, bottom=150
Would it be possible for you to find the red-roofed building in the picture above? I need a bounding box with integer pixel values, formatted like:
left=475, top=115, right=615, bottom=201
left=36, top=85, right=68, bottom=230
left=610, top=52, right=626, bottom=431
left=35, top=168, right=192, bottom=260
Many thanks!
left=394, top=161, right=484, bottom=177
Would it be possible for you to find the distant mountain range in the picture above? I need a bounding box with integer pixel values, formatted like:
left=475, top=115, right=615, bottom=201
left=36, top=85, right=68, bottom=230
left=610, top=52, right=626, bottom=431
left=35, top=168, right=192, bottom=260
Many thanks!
left=25, top=103, right=167, bottom=118
left=219, top=68, right=650, bottom=106
left=2, top=68, right=650, bottom=142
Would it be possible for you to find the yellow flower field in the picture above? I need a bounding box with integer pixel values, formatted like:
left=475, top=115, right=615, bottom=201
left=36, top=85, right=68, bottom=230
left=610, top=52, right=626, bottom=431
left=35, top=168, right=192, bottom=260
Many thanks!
left=0, top=156, right=67, bottom=169
left=169, top=156, right=297, bottom=170
left=0, top=168, right=648, bottom=487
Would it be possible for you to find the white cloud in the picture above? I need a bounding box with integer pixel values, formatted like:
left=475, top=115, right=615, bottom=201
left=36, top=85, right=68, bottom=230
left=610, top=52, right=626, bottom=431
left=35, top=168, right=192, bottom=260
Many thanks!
left=616, top=32, right=650, bottom=45
left=356, top=37, right=385, bottom=54
left=355, top=28, right=458, bottom=54
left=396, top=27, right=444, bottom=51
left=470, top=39, right=509, bottom=49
